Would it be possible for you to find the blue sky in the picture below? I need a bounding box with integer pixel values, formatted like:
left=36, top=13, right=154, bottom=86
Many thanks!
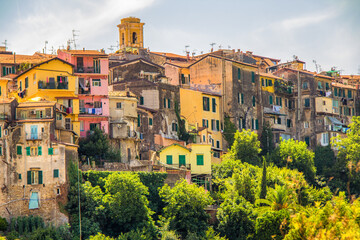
left=1, top=0, right=359, bottom=74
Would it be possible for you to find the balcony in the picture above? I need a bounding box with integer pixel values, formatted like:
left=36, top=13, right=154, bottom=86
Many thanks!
left=274, top=81, right=293, bottom=95
left=75, top=67, right=101, bottom=74
left=168, top=163, right=191, bottom=170
left=26, top=132, right=43, bottom=140
left=38, top=80, right=68, bottom=90
left=80, top=107, right=103, bottom=115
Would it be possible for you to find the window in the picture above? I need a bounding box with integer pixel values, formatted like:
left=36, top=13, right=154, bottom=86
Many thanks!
left=262, top=78, right=264, bottom=86
left=166, top=155, right=173, bottom=165
left=29, top=192, right=39, bottom=209
left=252, top=96, right=256, bottom=107
left=92, top=79, right=101, bottom=86
left=238, top=93, right=244, bottom=104
left=19, top=174, right=22, bottom=180
left=149, top=118, right=153, bottom=126
left=48, top=147, right=53, bottom=155
left=0, top=146, right=2, bottom=155
left=56, top=113, right=62, bottom=120
left=137, top=114, right=141, bottom=127
left=269, top=95, right=273, bottom=105
left=163, top=98, right=166, bottom=108
left=80, top=121, right=84, bottom=131
left=251, top=72, right=255, bottom=83
left=172, top=122, right=178, bottom=132
left=321, top=133, right=329, bottom=146
left=93, top=59, right=101, bottom=73
left=325, top=82, right=330, bottom=90
left=167, top=99, right=171, bottom=108
left=334, top=88, right=338, bottom=96
left=276, top=97, right=282, bottom=106
left=27, top=170, right=43, bottom=185
left=252, top=119, right=258, bottom=130
left=94, top=101, right=102, bottom=108
left=53, top=169, right=59, bottom=178
left=203, top=97, right=210, bottom=111
left=268, top=80, right=273, bottom=86
left=139, top=96, right=144, bottom=105
left=317, top=81, right=322, bottom=89
left=287, top=119, right=292, bottom=128
left=216, top=140, right=220, bottom=149
left=212, top=98, right=216, bottom=113
left=304, top=136, right=310, bottom=146
left=304, top=98, right=310, bottom=107
left=181, top=74, right=185, bottom=84
left=239, top=118, right=244, bottom=129
left=237, top=68, right=241, bottom=80
left=179, top=155, right=186, bottom=167
left=339, top=89, right=342, bottom=97
left=348, top=90, right=352, bottom=98
left=304, top=122, right=309, bottom=128
left=17, top=145, right=22, bottom=155
left=266, top=79, right=268, bottom=86
left=302, top=82, right=308, bottom=90
left=116, top=102, right=122, bottom=109
left=30, top=147, right=38, bottom=156
left=216, top=120, right=220, bottom=131
left=202, top=119, right=209, bottom=128
left=2, top=66, right=15, bottom=76
left=25, top=77, right=29, bottom=88
left=277, top=117, right=281, bottom=125
left=213, top=152, right=220, bottom=158
left=196, top=154, right=204, bottom=165
left=65, top=118, right=71, bottom=130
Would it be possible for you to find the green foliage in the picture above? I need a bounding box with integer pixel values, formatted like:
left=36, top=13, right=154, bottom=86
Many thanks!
left=229, top=130, right=261, bottom=165
left=102, top=172, right=156, bottom=237
left=314, top=145, right=335, bottom=176
left=217, top=195, right=255, bottom=240
left=260, top=158, right=267, bottom=199
left=79, top=128, right=121, bottom=164
left=260, top=121, right=274, bottom=155
left=175, top=101, right=190, bottom=142
left=159, top=179, right=213, bottom=239
left=284, top=193, right=360, bottom=239
left=222, top=116, right=237, bottom=148
left=278, top=138, right=316, bottom=183
left=0, top=217, right=8, bottom=231
left=232, top=168, right=256, bottom=204
left=255, top=209, right=290, bottom=240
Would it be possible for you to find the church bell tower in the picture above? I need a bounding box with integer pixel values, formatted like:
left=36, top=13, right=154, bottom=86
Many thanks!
left=117, top=17, right=145, bottom=50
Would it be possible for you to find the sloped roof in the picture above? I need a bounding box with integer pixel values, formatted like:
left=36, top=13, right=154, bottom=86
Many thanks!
left=158, top=143, right=191, bottom=153
left=0, top=53, right=54, bottom=64
left=60, top=49, right=108, bottom=57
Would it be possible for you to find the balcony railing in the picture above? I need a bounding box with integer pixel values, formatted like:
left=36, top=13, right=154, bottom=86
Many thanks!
left=80, top=107, right=103, bottom=115
left=26, top=132, right=43, bottom=140
left=75, top=67, right=101, bottom=74
left=38, top=80, right=68, bottom=90
left=168, top=163, right=191, bottom=169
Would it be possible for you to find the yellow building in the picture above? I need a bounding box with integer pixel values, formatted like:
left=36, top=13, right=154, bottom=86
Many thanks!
left=14, top=58, right=80, bottom=136
left=158, top=143, right=212, bottom=175
left=180, top=88, right=223, bottom=163
left=117, top=17, right=145, bottom=51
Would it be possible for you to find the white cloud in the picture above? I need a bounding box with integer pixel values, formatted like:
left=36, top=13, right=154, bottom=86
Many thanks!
left=281, top=11, right=337, bottom=30
left=8, top=0, right=156, bottom=54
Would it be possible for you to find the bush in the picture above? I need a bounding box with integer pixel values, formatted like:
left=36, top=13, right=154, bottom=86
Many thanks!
left=0, top=217, right=8, bottom=231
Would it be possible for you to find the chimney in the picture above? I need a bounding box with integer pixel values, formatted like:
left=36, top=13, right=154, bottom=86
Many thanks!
left=13, top=52, right=16, bottom=64
left=186, top=52, right=190, bottom=60
left=237, top=49, right=240, bottom=53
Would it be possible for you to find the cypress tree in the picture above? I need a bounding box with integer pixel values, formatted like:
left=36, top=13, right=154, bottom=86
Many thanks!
left=260, top=157, right=267, bottom=199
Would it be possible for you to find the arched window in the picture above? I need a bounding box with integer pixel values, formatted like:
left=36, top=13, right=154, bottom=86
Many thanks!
left=132, top=32, right=137, bottom=44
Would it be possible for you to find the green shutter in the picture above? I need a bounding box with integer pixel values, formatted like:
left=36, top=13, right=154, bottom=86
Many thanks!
left=0, top=147, right=2, bottom=155
left=26, top=147, right=30, bottom=156
left=255, top=119, right=259, bottom=130
left=279, top=98, right=282, bottom=106
left=334, top=88, right=338, bottom=96
left=262, top=78, right=264, bottom=86
left=0, top=86, right=1, bottom=96
left=27, top=171, right=31, bottom=184
left=140, top=96, right=144, bottom=105
left=149, top=118, right=153, bottom=126
left=38, top=171, right=43, bottom=184
left=216, top=120, right=220, bottom=131
left=266, top=79, right=268, bottom=86
left=179, top=155, right=186, bottom=167
left=53, top=169, right=59, bottom=178
left=2, top=67, right=6, bottom=76
left=269, top=96, right=273, bottom=105
left=326, top=82, right=329, bottom=90
left=19, top=173, right=22, bottom=180
left=48, top=148, right=53, bottom=155
left=168, top=99, right=171, bottom=108
left=166, top=155, right=172, bottom=165
left=251, top=72, right=255, bottom=83
left=251, top=119, right=254, bottom=129
left=196, top=154, right=204, bottom=165
left=17, top=146, right=22, bottom=155
left=212, top=98, right=216, bottom=112
left=38, top=146, right=42, bottom=156
left=137, top=114, right=141, bottom=127
left=348, top=90, right=352, bottom=98
left=0, top=126, right=1, bottom=138
left=211, top=120, right=214, bottom=130
left=242, top=118, right=246, bottom=129
left=252, top=96, right=256, bottom=107
left=164, top=98, right=166, bottom=108
left=12, top=66, right=15, bottom=74
left=237, top=68, right=241, bottom=80
left=241, top=93, right=244, bottom=104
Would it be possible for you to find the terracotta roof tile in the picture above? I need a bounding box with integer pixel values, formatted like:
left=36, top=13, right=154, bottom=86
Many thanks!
left=61, top=49, right=108, bottom=56
left=0, top=53, right=54, bottom=64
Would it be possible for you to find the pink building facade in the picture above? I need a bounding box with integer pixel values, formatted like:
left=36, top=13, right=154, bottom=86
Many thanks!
left=58, top=49, right=109, bottom=137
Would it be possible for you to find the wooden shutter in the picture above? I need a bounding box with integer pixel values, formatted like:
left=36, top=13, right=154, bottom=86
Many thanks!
left=196, top=154, right=204, bottom=165
left=251, top=72, right=255, bottom=83
left=26, top=147, right=31, bottom=156
left=54, top=169, right=59, bottom=178
left=48, top=148, right=53, bottom=155
left=38, top=146, right=42, bottom=156
left=166, top=155, right=172, bottom=165
left=38, top=171, right=43, bottom=184
left=179, top=155, right=186, bottom=167
left=27, top=171, right=31, bottom=185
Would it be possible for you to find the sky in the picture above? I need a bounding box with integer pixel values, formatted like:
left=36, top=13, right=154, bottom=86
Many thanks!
left=0, top=0, right=359, bottom=74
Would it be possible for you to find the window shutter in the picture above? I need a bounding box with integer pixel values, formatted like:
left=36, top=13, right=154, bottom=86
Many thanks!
left=241, top=94, right=244, bottom=104
left=168, top=99, right=171, bottom=108
left=262, top=78, right=264, bottom=86
left=139, top=96, right=144, bottom=105
left=19, top=174, right=22, bottom=180
left=166, top=155, right=172, bottom=165
left=255, top=119, right=259, bottom=130
left=2, top=67, right=6, bottom=76
left=163, top=98, right=166, bottom=108
left=251, top=72, right=255, bottom=83
left=242, top=118, right=246, bottom=129
left=280, top=98, right=282, bottom=106
left=252, top=96, right=256, bottom=107
left=269, top=96, right=273, bottom=105
left=0, top=86, right=2, bottom=96
left=12, top=66, right=15, bottom=74
left=27, top=171, right=31, bottom=185
left=237, top=68, right=241, bottom=80
left=196, top=154, right=204, bottom=165
left=212, top=98, right=216, bottom=112
left=266, top=79, right=268, bottom=86
left=38, top=146, right=42, bottom=156
left=216, top=120, right=220, bottom=131
left=334, top=88, right=338, bottom=96
left=38, top=171, right=43, bottom=184
left=251, top=119, right=254, bottom=129
left=17, top=146, right=22, bottom=155
left=48, top=148, right=53, bottom=155
left=53, top=169, right=59, bottom=178
left=26, top=147, right=31, bottom=156
left=0, top=126, right=1, bottom=138
left=137, top=114, right=141, bottom=127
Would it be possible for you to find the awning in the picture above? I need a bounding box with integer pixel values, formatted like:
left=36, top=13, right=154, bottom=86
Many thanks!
left=327, top=116, right=343, bottom=126
left=264, top=107, right=287, bottom=116
left=29, top=192, right=39, bottom=209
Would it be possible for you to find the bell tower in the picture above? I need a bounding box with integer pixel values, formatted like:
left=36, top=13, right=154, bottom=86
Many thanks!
left=117, top=17, right=145, bottom=50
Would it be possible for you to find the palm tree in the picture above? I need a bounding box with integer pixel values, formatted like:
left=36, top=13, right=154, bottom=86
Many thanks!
left=255, top=184, right=291, bottom=211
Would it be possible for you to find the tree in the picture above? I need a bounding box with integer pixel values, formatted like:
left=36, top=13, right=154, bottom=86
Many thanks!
left=217, top=195, right=255, bottom=240
left=314, top=145, right=335, bottom=176
left=159, top=179, right=213, bottom=239
left=102, top=173, right=156, bottom=237
left=255, top=209, right=290, bottom=240
left=278, top=138, right=316, bottom=183
left=174, top=101, right=190, bottom=142
left=78, top=128, right=121, bottom=164
left=222, top=116, right=237, bottom=148
left=229, top=130, right=261, bottom=165
left=260, top=121, right=274, bottom=155
left=260, top=158, right=267, bottom=199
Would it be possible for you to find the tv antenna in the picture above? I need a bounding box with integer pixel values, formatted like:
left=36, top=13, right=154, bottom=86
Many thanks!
left=2, top=40, right=7, bottom=50
left=192, top=49, right=197, bottom=57
left=43, top=41, right=48, bottom=54
left=313, top=60, right=319, bottom=73
left=218, top=44, right=222, bottom=49
left=184, top=45, right=190, bottom=55
left=108, top=45, right=117, bottom=53
left=228, top=45, right=231, bottom=49
left=210, top=43, right=216, bottom=52
left=72, top=30, right=80, bottom=49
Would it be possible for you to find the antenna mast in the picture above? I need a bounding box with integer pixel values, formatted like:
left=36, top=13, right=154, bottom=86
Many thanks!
left=210, top=43, right=216, bottom=52
left=72, top=29, right=80, bottom=50
left=2, top=40, right=7, bottom=51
